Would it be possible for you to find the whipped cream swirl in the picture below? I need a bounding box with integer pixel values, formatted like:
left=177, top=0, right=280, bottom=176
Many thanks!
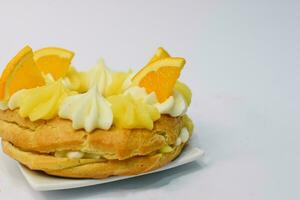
left=59, top=85, right=113, bottom=132
left=87, top=59, right=112, bottom=94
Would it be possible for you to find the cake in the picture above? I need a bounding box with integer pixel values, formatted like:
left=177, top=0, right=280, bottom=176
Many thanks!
left=0, top=46, right=193, bottom=178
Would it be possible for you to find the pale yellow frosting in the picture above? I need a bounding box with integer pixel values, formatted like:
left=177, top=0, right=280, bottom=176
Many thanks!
left=107, top=94, right=160, bottom=130
left=62, top=61, right=131, bottom=97
left=8, top=81, right=69, bottom=121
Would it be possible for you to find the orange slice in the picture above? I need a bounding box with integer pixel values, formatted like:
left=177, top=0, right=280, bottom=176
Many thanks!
left=147, top=47, right=170, bottom=64
left=0, top=46, right=45, bottom=100
left=34, top=47, right=74, bottom=80
left=132, top=48, right=185, bottom=102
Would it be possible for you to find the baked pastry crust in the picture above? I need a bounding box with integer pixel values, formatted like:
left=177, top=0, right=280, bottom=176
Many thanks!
left=0, top=109, right=188, bottom=160
left=0, top=109, right=193, bottom=178
left=2, top=140, right=185, bottom=178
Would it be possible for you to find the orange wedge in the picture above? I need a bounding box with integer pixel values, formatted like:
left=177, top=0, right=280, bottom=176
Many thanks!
left=147, top=47, right=170, bottom=64
left=34, top=47, right=74, bottom=80
left=0, top=46, right=45, bottom=100
left=132, top=48, right=185, bottom=102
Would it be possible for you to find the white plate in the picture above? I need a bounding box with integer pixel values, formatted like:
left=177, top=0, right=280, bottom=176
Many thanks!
left=18, top=145, right=204, bottom=191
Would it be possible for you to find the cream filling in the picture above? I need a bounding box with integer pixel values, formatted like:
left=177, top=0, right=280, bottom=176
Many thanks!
left=54, top=151, right=103, bottom=160
left=179, top=127, right=190, bottom=143
left=175, top=127, right=189, bottom=146
left=160, top=127, right=190, bottom=153
left=0, top=101, right=8, bottom=110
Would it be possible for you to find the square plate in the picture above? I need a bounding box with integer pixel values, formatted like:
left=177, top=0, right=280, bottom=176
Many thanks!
left=18, top=145, right=204, bottom=191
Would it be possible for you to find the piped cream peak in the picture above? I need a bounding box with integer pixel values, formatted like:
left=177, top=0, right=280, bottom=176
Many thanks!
left=59, top=85, right=113, bottom=132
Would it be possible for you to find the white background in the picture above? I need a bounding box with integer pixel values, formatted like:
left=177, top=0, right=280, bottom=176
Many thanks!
left=0, top=0, right=299, bottom=199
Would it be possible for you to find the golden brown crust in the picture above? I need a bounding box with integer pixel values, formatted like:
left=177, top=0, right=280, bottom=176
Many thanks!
left=2, top=140, right=185, bottom=179
left=0, top=109, right=189, bottom=160
left=0, top=109, right=193, bottom=178
left=2, top=140, right=101, bottom=171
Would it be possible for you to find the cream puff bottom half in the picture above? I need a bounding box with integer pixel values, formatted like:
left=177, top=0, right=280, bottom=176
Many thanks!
left=2, top=140, right=185, bottom=179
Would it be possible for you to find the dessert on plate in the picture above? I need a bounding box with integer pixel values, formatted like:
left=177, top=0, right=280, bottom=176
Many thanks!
left=0, top=46, right=193, bottom=179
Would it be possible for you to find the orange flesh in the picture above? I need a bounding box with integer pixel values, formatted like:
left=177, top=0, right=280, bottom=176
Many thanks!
left=139, top=66, right=181, bottom=102
left=0, top=46, right=45, bottom=100
left=0, top=46, right=32, bottom=99
left=7, top=53, right=44, bottom=97
left=35, top=55, right=71, bottom=80
left=132, top=48, right=185, bottom=103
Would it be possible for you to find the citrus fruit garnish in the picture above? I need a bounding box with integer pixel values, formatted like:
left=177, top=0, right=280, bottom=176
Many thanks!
left=132, top=48, right=185, bottom=102
left=147, top=47, right=170, bottom=64
left=34, top=47, right=74, bottom=80
left=0, top=46, right=45, bottom=100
